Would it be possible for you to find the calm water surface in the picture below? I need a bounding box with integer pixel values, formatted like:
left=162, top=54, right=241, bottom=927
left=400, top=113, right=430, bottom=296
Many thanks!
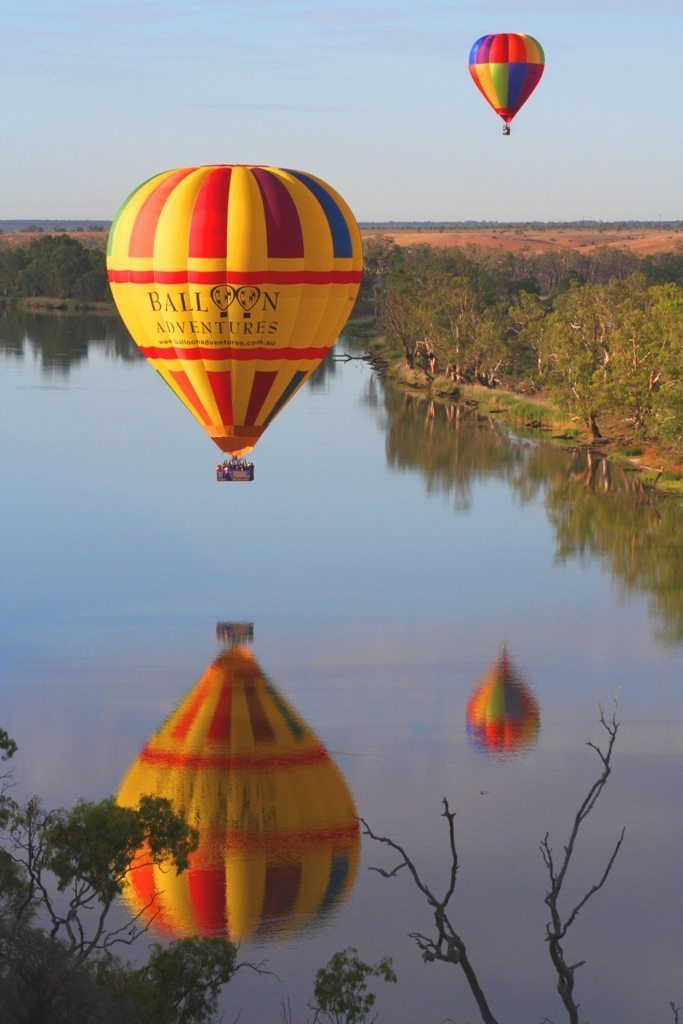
left=1, top=310, right=681, bottom=1023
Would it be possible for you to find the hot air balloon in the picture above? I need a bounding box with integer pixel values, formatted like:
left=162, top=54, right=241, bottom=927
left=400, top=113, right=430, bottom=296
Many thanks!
left=117, top=644, right=359, bottom=941
left=106, top=166, right=363, bottom=476
left=466, top=647, right=540, bottom=753
left=468, top=34, right=545, bottom=135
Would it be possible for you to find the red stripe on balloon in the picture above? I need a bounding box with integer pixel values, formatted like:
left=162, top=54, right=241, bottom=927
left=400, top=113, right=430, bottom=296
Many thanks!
left=138, top=745, right=331, bottom=771
left=262, top=864, right=301, bottom=922
left=206, top=682, right=233, bottom=743
left=244, top=371, right=277, bottom=425
left=206, top=369, right=234, bottom=424
left=140, top=344, right=331, bottom=362
left=128, top=169, right=196, bottom=258
left=188, top=865, right=227, bottom=934
left=128, top=856, right=157, bottom=906
left=219, top=822, right=360, bottom=853
left=107, top=269, right=362, bottom=284
left=127, top=855, right=176, bottom=934
left=171, top=675, right=213, bottom=740
left=507, top=34, right=528, bottom=62
left=189, top=166, right=232, bottom=259
left=251, top=168, right=304, bottom=258
left=169, top=369, right=212, bottom=425
left=489, top=33, right=510, bottom=62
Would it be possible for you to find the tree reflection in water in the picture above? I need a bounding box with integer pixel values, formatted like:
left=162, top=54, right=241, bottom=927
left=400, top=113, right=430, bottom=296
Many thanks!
left=371, top=383, right=683, bottom=644
left=379, top=388, right=525, bottom=511
left=0, top=308, right=138, bottom=373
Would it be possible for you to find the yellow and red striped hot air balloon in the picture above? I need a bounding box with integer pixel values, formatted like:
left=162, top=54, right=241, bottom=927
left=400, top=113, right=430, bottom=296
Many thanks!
left=107, top=166, right=363, bottom=459
left=466, top=647, right=540, bottom=754
left=117, top=646, right=359, bottom=942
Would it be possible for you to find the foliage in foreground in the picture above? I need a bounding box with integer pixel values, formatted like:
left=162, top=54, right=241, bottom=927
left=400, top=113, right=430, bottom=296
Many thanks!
left=0, top=729, right=244, bottom=1024
left=310, top=947, right=396, bottom=1024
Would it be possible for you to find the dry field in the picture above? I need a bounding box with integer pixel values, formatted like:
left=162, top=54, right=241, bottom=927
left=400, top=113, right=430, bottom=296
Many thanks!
left=2, top=226, right=682, bottom=257
left=362, top=225, right=683, bottom=255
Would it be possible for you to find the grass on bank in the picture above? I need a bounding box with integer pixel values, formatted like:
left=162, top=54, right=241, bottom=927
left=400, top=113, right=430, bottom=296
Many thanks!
left=351, top=329, right=683, bottom=493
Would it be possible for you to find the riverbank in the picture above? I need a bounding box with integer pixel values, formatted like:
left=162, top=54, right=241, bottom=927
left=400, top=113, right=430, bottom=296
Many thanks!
left=11, top=297, right=116, bottom=313
left=352, top=325, right=683, bottom=495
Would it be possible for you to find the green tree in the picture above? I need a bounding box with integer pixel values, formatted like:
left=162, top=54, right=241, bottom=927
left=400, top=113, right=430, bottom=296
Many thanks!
left=541, top=276, right=683, bottom=441
left=94, top=937, right=239, bottom=1024
left=507, top=289, right=549, bottom=377
left=647, top=283, right=683, bottom=442
left=0, top=235, right=109, bottom=301
left=541, top=281, right=615, bottom=437
left=0, top=730, right=250, bottom=1024
left=310, top=947, right=396, bottom=1024
left=356, top=235, right=401, bottom=319
left=6, top=793, right=198, bottom=963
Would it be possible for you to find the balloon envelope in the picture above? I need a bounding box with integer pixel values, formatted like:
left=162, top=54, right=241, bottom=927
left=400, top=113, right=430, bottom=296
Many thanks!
left=107, top=166, right=363, bottom=455
left=469, top=33, right=544, bottom=127
left=117, top=646, right=359, bottom=941
left=466, top=648, right=540, bottom=753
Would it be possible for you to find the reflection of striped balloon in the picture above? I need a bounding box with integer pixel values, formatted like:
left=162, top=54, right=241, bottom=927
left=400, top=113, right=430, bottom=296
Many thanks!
left=466, top=648, right=540, bottom=753
left=469, top=34, right=544, bottom=127
left=107, top=166, right=363, bottom=456
left=117, top=647, right=359, bottom=941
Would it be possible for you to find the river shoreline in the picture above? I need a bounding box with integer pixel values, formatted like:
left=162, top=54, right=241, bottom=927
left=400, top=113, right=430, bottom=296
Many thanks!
left=8, top=297, right=116, bottom=314
left=5, top=301, right=682, bottom=493
left=349, top=326, right=683, bottom=495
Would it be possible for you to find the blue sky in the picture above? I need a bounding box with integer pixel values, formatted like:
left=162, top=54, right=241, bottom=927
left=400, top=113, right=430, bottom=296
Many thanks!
left=1, top=0, right=681, bottom=222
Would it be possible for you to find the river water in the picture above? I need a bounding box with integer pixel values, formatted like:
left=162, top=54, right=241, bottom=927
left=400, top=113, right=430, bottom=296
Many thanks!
left=1, top=309, right=681, bottom=1024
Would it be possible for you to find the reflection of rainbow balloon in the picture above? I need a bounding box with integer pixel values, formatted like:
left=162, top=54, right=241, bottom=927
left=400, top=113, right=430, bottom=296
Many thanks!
left=466, top=648, right=540, bottom=753
left=117, top=647, right=359, bottom=941
left=469, top=34, right=545, bottom=132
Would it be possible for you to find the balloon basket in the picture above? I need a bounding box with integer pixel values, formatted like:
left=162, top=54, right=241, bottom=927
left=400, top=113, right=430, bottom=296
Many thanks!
left=216, top=622, right=254, bottom=647
left=216, top=458, right=255, bottom=482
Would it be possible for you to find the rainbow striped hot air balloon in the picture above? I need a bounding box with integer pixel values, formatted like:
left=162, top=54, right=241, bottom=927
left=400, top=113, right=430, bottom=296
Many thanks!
left=107, top=166, right=363, bottom=459
left=117, top=646, right=359, bottom=942
left=466, top=648, right=540, bottom=754
left=468, top=33, right=545, bottom=135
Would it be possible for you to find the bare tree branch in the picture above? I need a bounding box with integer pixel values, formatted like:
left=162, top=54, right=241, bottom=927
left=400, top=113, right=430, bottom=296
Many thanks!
left=362, top=800, right=500, bottom=1024
left=541, top=701, right=624, bottom=1024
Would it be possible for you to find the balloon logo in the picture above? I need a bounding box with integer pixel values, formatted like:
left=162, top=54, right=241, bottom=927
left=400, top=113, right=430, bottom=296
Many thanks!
left=107, top=165, right=363, bottom=457
left=210, top=284, right=236, bottom=316
left=235, top=285, right=260, bottom=317
left=466, top=647, right=540, bottom=754
left=469, top=33, right=545, bottom=134
left=117, top=645, right=360, bottom=942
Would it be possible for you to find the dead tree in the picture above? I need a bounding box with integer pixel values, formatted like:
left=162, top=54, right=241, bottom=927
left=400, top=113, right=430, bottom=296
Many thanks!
left=361, top=801, right=500, bottom=1024
left=540, top=703, right=625, bottom=1024
left=362, top=705, right=627, bottom=1024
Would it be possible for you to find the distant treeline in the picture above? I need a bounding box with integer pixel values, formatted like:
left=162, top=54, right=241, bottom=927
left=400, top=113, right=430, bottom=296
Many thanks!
left=0, top=234, right=110, bottom=302
left=2, top=229, right=682, bottom=306
left=356, top=236, right=683, bottom=445
left=360, top=220, right=683, bottom=230
left=2, top=232, right=682, bottom=446
left=4, top=219, right=680, bottom=232
left=0, top=220, right=110, bottom=232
